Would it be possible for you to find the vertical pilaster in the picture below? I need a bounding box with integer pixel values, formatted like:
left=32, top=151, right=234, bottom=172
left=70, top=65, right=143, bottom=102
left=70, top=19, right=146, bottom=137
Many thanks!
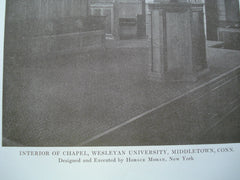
left=148, top=9, right=165, bottom=81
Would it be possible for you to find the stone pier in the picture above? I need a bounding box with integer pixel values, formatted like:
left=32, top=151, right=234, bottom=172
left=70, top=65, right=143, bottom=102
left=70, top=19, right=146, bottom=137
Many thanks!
left=148, top=0, right=208, bottom=81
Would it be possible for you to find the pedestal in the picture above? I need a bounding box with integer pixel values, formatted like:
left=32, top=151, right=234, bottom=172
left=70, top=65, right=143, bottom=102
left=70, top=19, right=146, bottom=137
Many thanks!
left=218, top=28, right=240, bottom=50
left=148, top=2, right=208, bottom=82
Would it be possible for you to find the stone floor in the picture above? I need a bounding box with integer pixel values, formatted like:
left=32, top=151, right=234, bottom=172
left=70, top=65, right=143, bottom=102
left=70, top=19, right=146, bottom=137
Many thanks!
left=2, top=40, right=240, bottom=146
left=199, top=106, right=240, bottom=144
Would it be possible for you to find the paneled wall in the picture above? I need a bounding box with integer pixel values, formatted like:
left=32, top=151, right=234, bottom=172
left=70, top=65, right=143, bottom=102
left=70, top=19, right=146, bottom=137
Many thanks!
left=4, top=0, right=105, bottom=60
left=5, top=0, right=88, bottom=21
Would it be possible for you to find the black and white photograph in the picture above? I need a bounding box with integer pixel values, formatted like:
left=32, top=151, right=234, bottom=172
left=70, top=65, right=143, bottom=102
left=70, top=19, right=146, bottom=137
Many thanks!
left=2, top=0, right=240, bottom=147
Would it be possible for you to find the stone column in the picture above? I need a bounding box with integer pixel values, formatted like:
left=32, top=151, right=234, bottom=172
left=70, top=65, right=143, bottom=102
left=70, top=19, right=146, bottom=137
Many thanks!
left=148, top=1, right=208, bottom=82
left=217, top=0, right=240, bottom=26
left=205, top=0, right=218, bottom=40
left=216, top=0, right=240, bottom=49
left=113, top=1, right=120, bottom=40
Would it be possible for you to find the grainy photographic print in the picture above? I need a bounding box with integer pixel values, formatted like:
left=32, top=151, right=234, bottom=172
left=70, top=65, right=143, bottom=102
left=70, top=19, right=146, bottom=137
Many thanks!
left=2, top=0, right=240, bottom=147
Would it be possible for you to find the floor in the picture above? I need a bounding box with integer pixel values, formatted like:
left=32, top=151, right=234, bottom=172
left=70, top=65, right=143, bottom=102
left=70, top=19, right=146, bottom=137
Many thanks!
left=2, top=40, right=240, bottom=146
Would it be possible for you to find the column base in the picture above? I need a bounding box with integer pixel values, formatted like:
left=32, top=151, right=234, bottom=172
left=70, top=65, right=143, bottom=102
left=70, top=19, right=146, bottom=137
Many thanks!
left=148, top=72, right=165, bottom=82
left=148, top=68, right=210, bottom=82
